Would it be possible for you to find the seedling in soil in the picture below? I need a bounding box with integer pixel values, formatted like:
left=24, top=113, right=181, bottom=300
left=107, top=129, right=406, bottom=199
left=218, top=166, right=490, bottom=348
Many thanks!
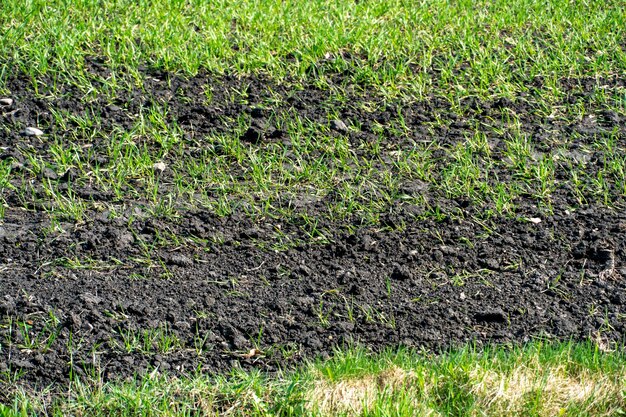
left=458, top=236, right=475, bottom=249
left=315, top=300, right=332, bottom=328
left=0, top=364, right=25, bottom=386
left=341, top=296, right=357, bottom=323
left=54, top=257, right=122, bottom=271
left=544, top=269, right=572, bottom=301
left=355, top=304, right=397, bottom=329
left=274, top=343, right=301, bottom=362
left=103, top=309, right=129, bottom=323
left=5, top=312, right=61, bottom=353
left=113, top=324, right=182, bottom=355
left=190, top=323, right=217, bottom=357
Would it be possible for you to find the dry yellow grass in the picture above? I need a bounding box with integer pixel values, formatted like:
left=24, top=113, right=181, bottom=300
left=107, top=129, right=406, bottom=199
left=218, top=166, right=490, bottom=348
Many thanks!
left=304, top=355, right=626, bottom=416
left=306, top=366, right=440, bottom=416
left=469, top=362, right=626, bottom=416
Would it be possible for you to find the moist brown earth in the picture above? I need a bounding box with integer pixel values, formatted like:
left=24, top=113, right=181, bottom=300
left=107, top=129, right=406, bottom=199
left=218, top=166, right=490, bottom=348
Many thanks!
left=1, top=68, right=626, bottom=398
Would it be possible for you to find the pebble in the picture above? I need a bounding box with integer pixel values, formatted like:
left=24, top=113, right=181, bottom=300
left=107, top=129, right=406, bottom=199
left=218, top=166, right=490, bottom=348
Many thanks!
left=10, top=162, right=24, bottom=171
left=116, top=232, right=134, bottom=247
left=22, top=127, right=44, bottom=136
left=232, top=334, right=248, bottom=349
left=330, top=119, right=349, bottom=133
left=10, top=359, right=35, bottom=369
left=153, top=162, right=167, bottom=172
left=42, top=167, right=58, bottom=180
left=174, top=321, right=191, bottom=331
left=0, top=98, right=13, bottom=106
left=166, top=254, right=193, bottom=267
left=80, top=293, right=103, bottom=305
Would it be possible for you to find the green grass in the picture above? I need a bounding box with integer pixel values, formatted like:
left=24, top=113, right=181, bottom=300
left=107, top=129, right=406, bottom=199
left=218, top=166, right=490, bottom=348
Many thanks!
left=1, top=342, right=625, bottom=416
left=1, top=0, right=625, bottom=97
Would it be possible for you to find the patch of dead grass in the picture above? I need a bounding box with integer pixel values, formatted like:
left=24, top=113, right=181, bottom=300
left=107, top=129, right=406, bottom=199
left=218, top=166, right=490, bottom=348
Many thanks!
left=469, top=361, right=626, bottom=416
left=305, top=355, right=626, bottom=416
left=306, top=365, right=440, bottom=416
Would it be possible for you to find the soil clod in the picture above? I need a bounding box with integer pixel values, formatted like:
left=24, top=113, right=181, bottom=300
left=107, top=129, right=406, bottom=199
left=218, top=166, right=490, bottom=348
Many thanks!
left=474, top=309, right=508, bottom=324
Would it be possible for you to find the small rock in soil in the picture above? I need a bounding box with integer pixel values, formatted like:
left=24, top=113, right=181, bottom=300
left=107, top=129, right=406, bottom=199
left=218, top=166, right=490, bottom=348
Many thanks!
left=165, top=254, right=193, bottom=267
left=10, top=359, right=35, bottom=369
left=431, top=250, right=444, bottom=262
left=0, top=98, right=13, bottom=106
left=80, top=293, right=103, bottom=306
left=231, top=334, right=248, bottom=349
left=337, top=269, right=356, bottom=285
left=296, top=296, right=314, bottom=307
left=479, top=257, right=500, bottom=271
left=335, top=321, right=355, bottom=332
left=153, top=162, right=167, bottom=172
left=330, top=119, right=349, bottom=133
left=361, top=234, right=377, bottom=251
left=41, top=167, right=58, bottom=180
left=174, top=321, right=191, bottom=331
left=399, top=180, right=429, bottom=196
left=553, top=316, right=577, bottom=336
left=0, top=297, right=16, bottom=315
left=69, top=312, right=82, bottom=330
left=295, top=264, right=312, bottom=277
left=115, top=232, right=134, bottom=247
left=306, top=335, right=323, bottom=349
left=21, top=127, right=44, bottom=136
left=106, top=104, right=122, bottom=112
left=240, top=228, right=260, bottom=239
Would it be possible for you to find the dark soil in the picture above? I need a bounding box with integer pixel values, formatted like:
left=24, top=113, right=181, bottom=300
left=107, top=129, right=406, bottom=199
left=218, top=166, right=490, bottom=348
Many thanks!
left=1, top=68, right=626, bottom=398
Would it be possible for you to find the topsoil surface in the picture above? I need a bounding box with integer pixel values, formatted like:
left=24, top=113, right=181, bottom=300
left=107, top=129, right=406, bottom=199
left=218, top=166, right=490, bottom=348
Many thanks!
left=1, top=68, right=626, bottom=397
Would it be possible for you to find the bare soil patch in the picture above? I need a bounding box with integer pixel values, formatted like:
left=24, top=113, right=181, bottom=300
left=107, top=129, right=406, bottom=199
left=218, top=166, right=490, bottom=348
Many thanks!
left=1, top=69, right=625, bottom=396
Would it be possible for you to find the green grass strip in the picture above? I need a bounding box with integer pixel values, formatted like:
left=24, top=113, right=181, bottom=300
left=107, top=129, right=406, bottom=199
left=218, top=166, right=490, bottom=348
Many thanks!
left=1, top=0, right=625, bottom=98
left=1, top=341, right=625, bottom=416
